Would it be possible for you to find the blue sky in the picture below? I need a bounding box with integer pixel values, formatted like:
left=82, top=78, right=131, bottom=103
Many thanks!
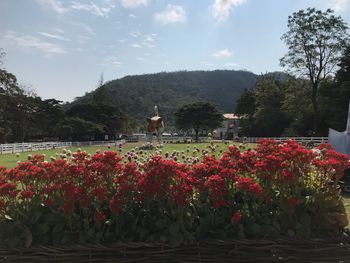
left=0, top=0, right=350, bottom=102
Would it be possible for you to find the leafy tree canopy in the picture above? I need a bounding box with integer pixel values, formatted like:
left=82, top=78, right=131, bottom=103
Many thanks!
left=174, top=102, right=224, bottom=140
left=281, top=8, right=349, bottom=134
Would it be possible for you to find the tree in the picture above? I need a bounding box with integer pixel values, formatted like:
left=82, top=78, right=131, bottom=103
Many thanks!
left=280, top=8, right=349, bottom=134
left=320, top=44, right=350, bottom=131
left=174, top=102, right=224, bottom=141
left=281, top=77, right=314, bottom=135
left=235, top=88, right=256, bottom=116
left=56, top=117, right=104, bottom=141
left=253, top=77, right=290, bottom=136
left=97, top=73, right=104, bottom=88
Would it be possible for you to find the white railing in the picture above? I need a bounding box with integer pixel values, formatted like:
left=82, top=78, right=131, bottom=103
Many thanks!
left=0, top=137, right=328, bottom=154
left=0, top=140, right=125, bottom=155
left=244, top=137, right=328, bottom=144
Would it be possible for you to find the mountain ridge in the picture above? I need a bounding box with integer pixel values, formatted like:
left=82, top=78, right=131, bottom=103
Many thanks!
left=71, top=69, right=286, bottom=126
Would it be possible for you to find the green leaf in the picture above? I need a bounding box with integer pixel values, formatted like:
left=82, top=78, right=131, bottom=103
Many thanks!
left=36, top=223, right=50, bottom=235
left=169, top=222, right=180, bottom=237
left=52, top=223, right=65, bottom=234
left=155, top=219, right=167, bottom=229
left=8, top=236, right=22, bottom=248
left=169, top=233, right=184, bottom=247
left=139, top=228, right=149, bottom=240
left=246, top=223, right=261, bottom=236
left=61, top=231, right=74, bottom=244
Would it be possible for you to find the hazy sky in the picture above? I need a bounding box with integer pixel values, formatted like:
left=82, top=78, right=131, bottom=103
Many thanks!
left=1, top=0, right=350, bottom=102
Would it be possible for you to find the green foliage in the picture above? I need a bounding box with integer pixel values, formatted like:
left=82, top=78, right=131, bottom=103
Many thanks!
left=280, top=8, right=349, bottom=134
left=73, top=70, right=257, bottom=127
left=174, top=102, right=224, bottom=140
left=236, top=44, right=350, bottom=137
left=319, top=44, right=350, bottom=132
left=66, top=103, right=128, bottom=140
left=236, top=75, right=293, bottom=136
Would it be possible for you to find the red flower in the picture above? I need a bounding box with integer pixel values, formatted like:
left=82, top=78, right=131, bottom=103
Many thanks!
left=231, top=211, right=242, bottom=223
left=237, top=177, right=263, bottom=196
left=20, top=189, right=35, bottom=199
left=95, top=211, right=106, bottom=222
left=44, top=198, right=55, bottom=207
left=287, top=197, right=299, bottom=207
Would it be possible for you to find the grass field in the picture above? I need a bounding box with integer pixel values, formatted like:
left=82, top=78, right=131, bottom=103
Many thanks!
left=0, top=142, right=253, bottom=168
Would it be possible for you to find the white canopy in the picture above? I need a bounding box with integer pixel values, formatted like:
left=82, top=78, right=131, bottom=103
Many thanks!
left=328, top=100, right=350, bottom=157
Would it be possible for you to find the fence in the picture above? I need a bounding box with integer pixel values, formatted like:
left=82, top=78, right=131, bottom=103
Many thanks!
left=244, top=136, right=328, bottom=144
left=0, top=137, right=328, bottom=155
left=0, top=140, right=125, bottom=155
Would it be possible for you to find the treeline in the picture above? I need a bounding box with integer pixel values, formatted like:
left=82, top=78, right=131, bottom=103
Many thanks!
left=0, top=53, right=130, bottom=143
left=235, top=45, right=350, bottom=137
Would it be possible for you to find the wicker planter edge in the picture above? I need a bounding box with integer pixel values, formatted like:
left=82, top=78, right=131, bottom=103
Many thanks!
left=1, top=238, right=350, bottom=263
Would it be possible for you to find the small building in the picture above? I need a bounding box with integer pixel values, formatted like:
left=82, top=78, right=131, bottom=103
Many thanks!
left=214, top=113, right=241, bottom=140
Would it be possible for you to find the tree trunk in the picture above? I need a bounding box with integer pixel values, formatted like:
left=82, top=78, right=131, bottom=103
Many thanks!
left=195, top=127, right=199, bottom=142
left=311, top=82, right=319, bottom=135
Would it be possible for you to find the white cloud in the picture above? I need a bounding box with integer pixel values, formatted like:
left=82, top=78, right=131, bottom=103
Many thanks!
left=130, top=31, right=142, bottom=38
left=36, top=0, right=67, bottom=14
left=74, top=47, right=88, bottom=52
left=37, top=0, right=116, bottom=17
left=77, top=35, right=90, bottom=43
left=105, top=56, right=122, bottom=65
left=121, top=0, right=149, bottom=8
left=154, top=4, right=186, bottom=24
left=142, top=34, right=156, bottom=48
left=204, top=62, right=215, bottom=67
left=212, top=0, right=245, bottom=22
left=224, top=62, right=239, bottom=67
left=329, top=0, right=350, bottom=12
left=70, top=22, right=96, bottom=36
left=145, top=35, right=155, bottom=42
left=118, top=39, right=126, bottom=43
left=131, top=43, right=141, bottom=48
left=81, top=25, right=96, bottom=36
left=38, top=32, right=71, bottom=41
left=5, top=31, right=67, bottom=54
left=143, top=42, right=156, bottom=48
left=70, top=1, right=116, bottom=17
left=53, top=28, right=65, bottom=34
left=129, top=14, right=137, bottom=18
left=212, top=49, right=233, bottom=58
left=136, top=57, right=146, bottom=61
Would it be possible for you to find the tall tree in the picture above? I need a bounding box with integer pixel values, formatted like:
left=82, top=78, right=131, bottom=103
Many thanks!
left=174, top=102, right=224, bottom=141
left=320, top=44, right=350, bottom=131
left=235, top=89, right=256, bottom=116
left=280, top=8, right=349, bottom=134
left=253, top=77, right=290, bottom=136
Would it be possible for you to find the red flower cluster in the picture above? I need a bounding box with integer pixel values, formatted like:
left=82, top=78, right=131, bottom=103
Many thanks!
left=0, top=140, right=348, bottom=239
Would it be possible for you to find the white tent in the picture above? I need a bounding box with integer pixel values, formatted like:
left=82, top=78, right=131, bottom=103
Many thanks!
left=328, top=100, right=350, bottom=157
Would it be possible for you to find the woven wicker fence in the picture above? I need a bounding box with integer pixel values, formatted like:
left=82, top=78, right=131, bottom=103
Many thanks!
left=1, top=239, right=350, bottom=263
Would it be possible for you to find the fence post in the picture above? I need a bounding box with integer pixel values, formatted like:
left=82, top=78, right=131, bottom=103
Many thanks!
left=12, top=144, right=15, bottom=154
left=0, top=144, right=2, bottom=155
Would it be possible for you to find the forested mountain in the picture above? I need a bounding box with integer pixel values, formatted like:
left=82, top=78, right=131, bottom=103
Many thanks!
left=71, top=70, right=258, bottom=127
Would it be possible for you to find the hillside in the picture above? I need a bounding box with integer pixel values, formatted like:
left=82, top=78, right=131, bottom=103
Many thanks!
left=72, top=70, right=258, bottom=126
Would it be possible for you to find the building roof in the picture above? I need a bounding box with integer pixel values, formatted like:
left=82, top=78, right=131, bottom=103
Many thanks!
left=223, top=113, right=240, bottom=119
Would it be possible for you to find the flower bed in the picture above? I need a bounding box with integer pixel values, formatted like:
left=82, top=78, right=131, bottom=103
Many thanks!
left=0, top=140, right=349, bottom=248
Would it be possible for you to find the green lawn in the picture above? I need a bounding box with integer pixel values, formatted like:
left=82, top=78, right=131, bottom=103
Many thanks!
left=0, top=142, right=254, bottom=168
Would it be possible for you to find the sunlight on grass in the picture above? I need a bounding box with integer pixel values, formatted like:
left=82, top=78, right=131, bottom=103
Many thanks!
left=0, top=142, right=256, bottom=168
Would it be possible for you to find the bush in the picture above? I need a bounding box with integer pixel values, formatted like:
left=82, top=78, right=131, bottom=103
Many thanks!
left=0, top=140, right=349, bottom=247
